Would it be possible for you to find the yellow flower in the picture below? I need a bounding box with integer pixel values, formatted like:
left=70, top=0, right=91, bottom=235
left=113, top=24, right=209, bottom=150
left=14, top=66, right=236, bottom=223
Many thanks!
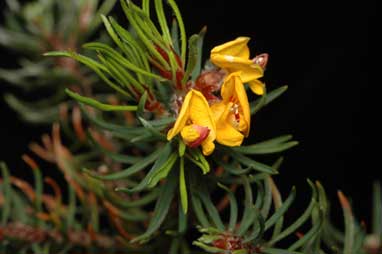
left=211, top=72, right=251, bottom=146
left=210, top=37, right=265, bottom=95
left=167, top=89, right=216, bottom=156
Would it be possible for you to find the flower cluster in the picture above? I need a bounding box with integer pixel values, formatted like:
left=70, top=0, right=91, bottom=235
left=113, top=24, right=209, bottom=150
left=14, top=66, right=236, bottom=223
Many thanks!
left=167, top=37, right=268, bottom=155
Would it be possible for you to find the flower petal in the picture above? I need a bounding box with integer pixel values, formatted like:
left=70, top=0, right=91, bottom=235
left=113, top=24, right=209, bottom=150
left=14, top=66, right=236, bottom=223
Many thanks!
left=210, top=54, right=252, bottom=71
left=211, top=37, right=250, bottom=59
left=168, top=89, right=217, bottom=155
left=210, top=55, right=264, bottom=84
left=234, top=63, right=263, bottom=84
left=190, top=90, right=216, bottom=156
left=210, top=102, right=226, bottom=122
left=181, top=124, right=210, bottom=148
left=201, top=140, right=215, bottom=156
left=214, top=102, right=244, bottom=146
left=234, top=77, right=251, bottom=137
left=188, top=90, right=216, bottom=141
left=167, top=91, right=192, bottom=140
left=220, top=72, right=251, bottom=136
left=180, top=125, right=201, bottom=144
left=248, top=79, right=266, bottom=95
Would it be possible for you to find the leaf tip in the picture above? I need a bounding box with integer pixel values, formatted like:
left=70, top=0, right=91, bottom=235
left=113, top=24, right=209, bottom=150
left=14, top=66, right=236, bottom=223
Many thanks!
left=337, top=190, right=351, bottom=210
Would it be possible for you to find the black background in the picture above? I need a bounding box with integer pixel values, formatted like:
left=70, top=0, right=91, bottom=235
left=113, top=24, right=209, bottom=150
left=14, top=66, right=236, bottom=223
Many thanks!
left=0, top=0, right=378, bottom=224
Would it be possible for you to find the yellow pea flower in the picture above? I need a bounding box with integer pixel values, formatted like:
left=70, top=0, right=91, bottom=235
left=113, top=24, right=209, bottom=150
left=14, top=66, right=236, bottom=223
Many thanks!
left=211, top=72, right=251, bottom=146
left=167, top=89, right=216, bottom=156
left=210, top=37, right=265, bottom=95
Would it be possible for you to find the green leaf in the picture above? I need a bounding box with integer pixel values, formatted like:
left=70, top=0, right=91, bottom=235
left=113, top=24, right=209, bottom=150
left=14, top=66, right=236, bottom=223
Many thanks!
left=110, top=207, right=148, bottom=222
left=143, top=117, right=176, bottom=127
left=198, top=191, right=225, bottom=231
left=179, top=157, right=188, bottom=214
left=265, top=187, right=296, bottom=230
left=288, top=211, right=323, bottom=250
left=251, top=92, right=267, bottom=115
left=0, top=27, right=41, bottom=53
left=131, top=170, right=177, bottom=243
left=353, top=222, right=367, bottom=252
left=120, top=1, right=170, bottom=69
left=84, top=148, right=162, bottom=180
left=178, top=139, right=186, bottom=157
left=31, top=167, right=43, bottom=224
left=99, top=54, right=143, bottom=95
left=138, top=117, right=166, bottom=140
left=250, top=85, right=288, bottom=114
left=1, top=162, right=11, bottom=225
left=9, top=189, right=29, bottom=224
left=111, top=190, right=159, bottom=209
left=171, top=19, right=180, bottom=55
left=154, top=0, right=172, bottom=45
left=261, top=177, right=273, bottom=218
left=167, top=49, right=179, bottom=85
left=142, top=0, right=150, bottom=16
left=147, top=153, right=178, bottom=188
left=45, top=51, right=131, bottom=97
left=191, top=26, right=207, bottom=80
left=218, top=183, right=238, bottom=232
left=115, top=145, right=176, bottom=192
left=182, top=34, right=199, bottom=84
left=232, top=250, right=249, bottom=254
left=44, top=50, right=107, bottom=70
left=228, top=149, right=277, bottom=174
left=88, top=132, right=141, bottom=165
left=5, top=0, right=20, bottom=12
left=138, top=91, right=148, bottom=116
left=167, top=0, right=186, bottom=64
left=237, top=141, right=299, bottom=155
left=269, top=177, right=284, bottom=240
left=4, top=93, right=59, bottom=124
left=261, top=248, right=304, bottom=254
left=80, top=104, right=148, bottom=140
left=127, top=2, right=167, bottom=49
left=373, top=182, right=382, bottom=236
left=66, top=184, right=76, bottom=231
left=338, top=191, right=355, bottom=254
left=88, top=0, right=118, bottom=34
left=237, top=176, right=256, bottom=236
left=187, top=148, right=210, bottom=174
left=232, top=135, right=297, bottom=154
left=84, top=42, right=165, bottom=80
left=191, top=194, right=210, bottom=228
left=268, top=180, right=318, bottom=245
left=101, top=15, right=145, bottom=86
left=243, top=208, right=265, bottom=244
left=193, top=241, right=225, bottom=253
left=101, top=15, right=124, bottom=49
left=178, top=202, right=187, bottom=233
left=214, top=159, right=252, bottom=175
left=169, top=238, right=180, bottom=254
left=66, top=89, right=137, bottom=111
left=109, top=17, right=150, bottom=71
left=254, top=180, right=265, bottom=209
left=189, top=173, right=211, bottom=228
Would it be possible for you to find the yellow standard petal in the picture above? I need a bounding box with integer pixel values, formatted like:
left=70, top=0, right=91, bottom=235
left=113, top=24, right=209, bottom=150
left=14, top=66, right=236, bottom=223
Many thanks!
left=210, top=37, right=265, bottom=95
left=210, top=37, right=250, bottom=59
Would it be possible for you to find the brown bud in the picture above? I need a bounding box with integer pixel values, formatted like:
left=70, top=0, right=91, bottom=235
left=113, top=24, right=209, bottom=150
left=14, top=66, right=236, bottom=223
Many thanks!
left=253, top=53, right=269, bottom=70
